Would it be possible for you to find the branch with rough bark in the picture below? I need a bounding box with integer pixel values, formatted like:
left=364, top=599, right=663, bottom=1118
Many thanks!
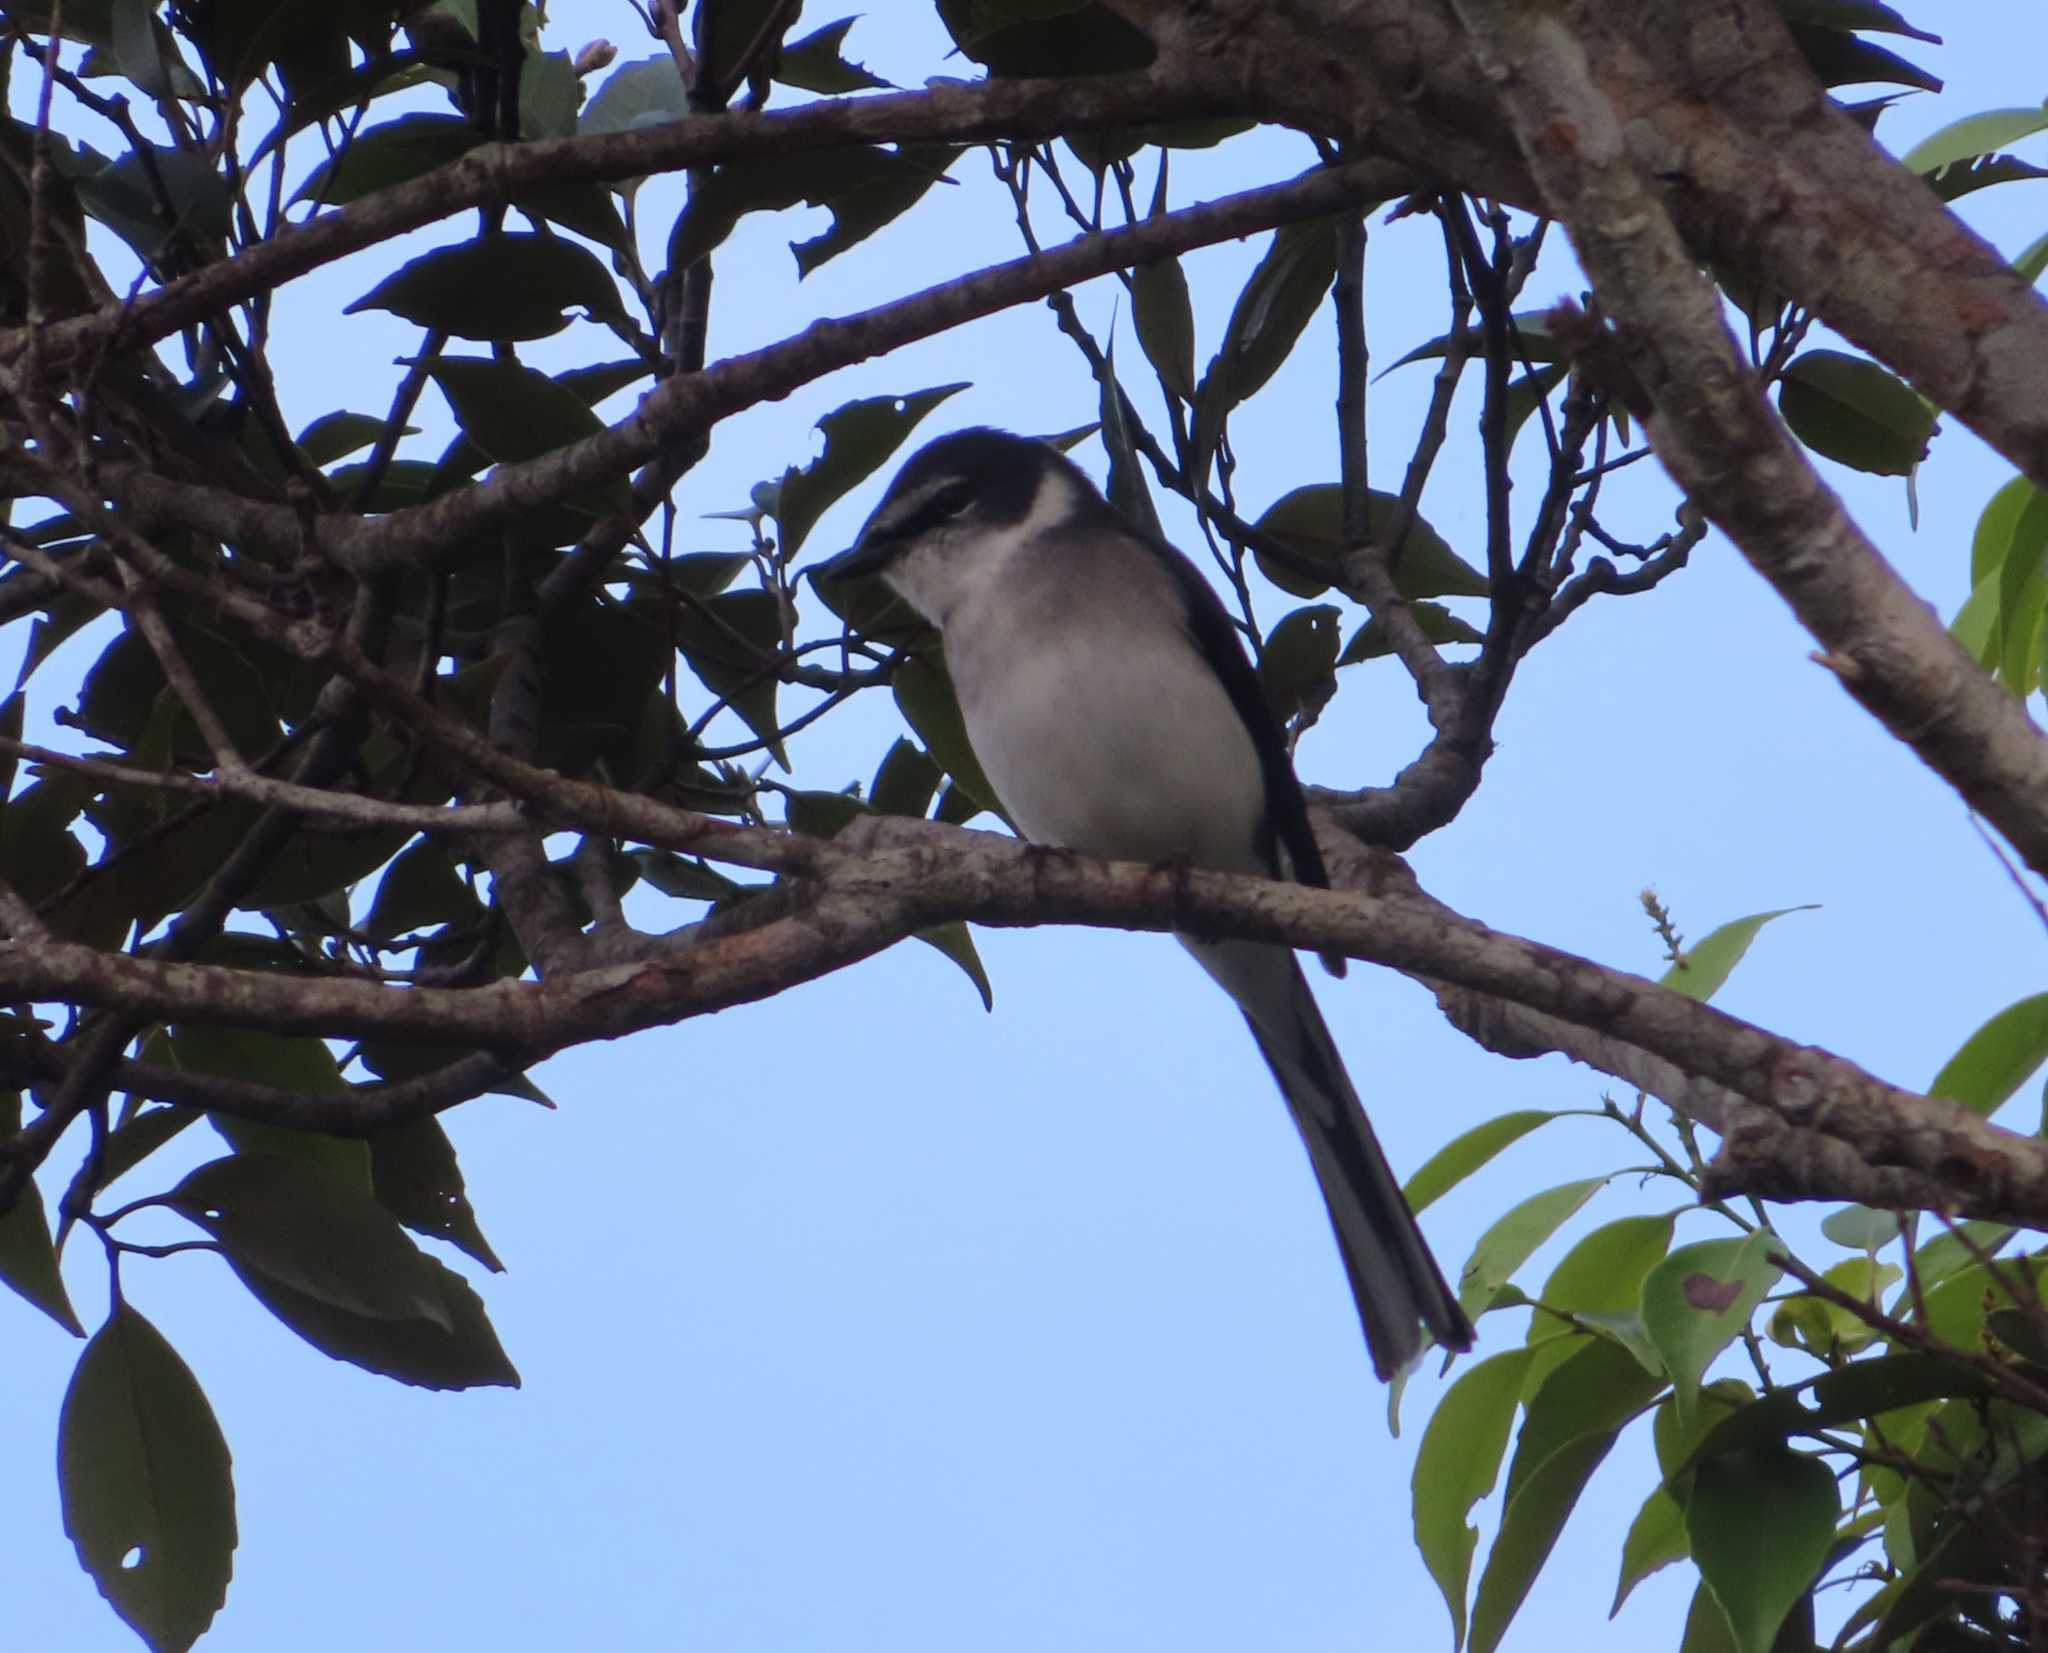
left=1441, top=0, right=2048, bottom=880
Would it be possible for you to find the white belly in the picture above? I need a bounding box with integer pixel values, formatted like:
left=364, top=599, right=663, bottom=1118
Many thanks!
left=951, top=618, right=1271, bottom=877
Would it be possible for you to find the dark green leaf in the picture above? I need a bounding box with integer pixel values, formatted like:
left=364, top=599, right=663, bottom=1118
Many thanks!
left=224, top=1248, right=519, bottom=1390
left=1640, top=1233, right=1784, bottom=1430
left=1456, top=1177, right=1606, bottom=1317
left=934, top=0, right=1155, bottom=77
left=368, top=1116, right=503, bottom=1272
left=100, top=1103, right=199, bottom=1187
left=672, top=589, right=789, bottom=766
left=168, top=1153, right=457, bottom=1325
left=1659, top=906, right=1816, bottom=1003
left=870, top=738, right=942, bottom=819
left=1339, top=601, right=1485, bottom=665
left=1252, top=483, right=1487, bottom=600
left=347, top=231, right=627, bottom=341
left=0, top=1092, right=84, bottom=1334
left=1193, top=216, right=1339, bottom=462
left=1405, top=1110, right=1561, bottom=1215
left=1775, top=0, right=1939, bottom=41
left=425, top=355, right=608, bottom=462
left=167, top=1025, right=374, bottom=1183
left=894, top=653, right=1005, bottom=820
left=1098, top=355, right=1161, bottom=540
left=915, top=921, right=995, bottom=1011
left=777, top=17, right=891, bottom=92
left=59, top=1304, right=236, bottom=1653
left=294, top=113, right=479, bottom=207
left=363, top=837, right=475, bottom=941
left=1778, top=350, right=1936, bottom=475
left=1384, top=310, right=1560, bottom=375
left=296, top=410, right=410, bottom=467
left=1926, top=992, right=2048, bottom=1117
left=512, top=178, right=633, bottom=255
left=774, top=382, right=969, bottom=556
left=1132, top=254, right=1197, bottom=401
left=518, top=49, right=582, bottom=141
left=1924, top=152, right=2048, bottom=204
left=669, top=145, right=961, bottom=279
left=1412, top=1346, right=1535, bottom=1648
left=1470, top=1337, right=1662, bottom=1653
left=1258, top=604, right=1341, bottom=725
left=1788, top=25, right=1941, bottom=93
left=1687, top=1448, right=1838, bottom=1653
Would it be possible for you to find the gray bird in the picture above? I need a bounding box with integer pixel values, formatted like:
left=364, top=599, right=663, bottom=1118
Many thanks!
left=823, top=427, right=1472, bottom=1379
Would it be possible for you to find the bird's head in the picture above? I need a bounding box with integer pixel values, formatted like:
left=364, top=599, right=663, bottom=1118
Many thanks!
left=820, top=427, right=1091, bottom=627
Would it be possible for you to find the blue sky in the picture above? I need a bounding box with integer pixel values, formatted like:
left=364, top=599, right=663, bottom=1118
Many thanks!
left=5, top=6, right=2045, bottom=1649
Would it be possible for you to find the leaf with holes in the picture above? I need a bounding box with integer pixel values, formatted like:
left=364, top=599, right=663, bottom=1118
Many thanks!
left=368, top=1117, right=503, bottom=1272
left=59, top=1305, right=236, bottom=1653
left=775, top=383, right=969, bottom=556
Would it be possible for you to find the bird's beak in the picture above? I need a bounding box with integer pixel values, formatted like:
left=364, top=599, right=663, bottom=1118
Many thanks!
left=814, top=531, right=899, bottom=582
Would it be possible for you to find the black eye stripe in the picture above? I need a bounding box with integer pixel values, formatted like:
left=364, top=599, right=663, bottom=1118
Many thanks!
left=892, top=484, right=974, bottom=540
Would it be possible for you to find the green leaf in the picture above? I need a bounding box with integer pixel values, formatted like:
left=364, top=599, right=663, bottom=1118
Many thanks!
left=1820, top=1203, right=1902, bottom=1251
left=1528, top=1215, right=1675, bottom=1348
left=1775, top=0, right=1939, bottom=41
left=1640, top=1233, right=1784, bottom=1431
left=894, top=653, right=1005, bottom=820
left=672, top=588, right=789, bottom=767
left=166, top=1024, right=371, bottom=1182
left=2015, top=228, right=2048, bottom=285
left=1339, top=600, right=1486, bottom=665
left=224, top=1247, right=519, bottom=1390
left=777, top=16, right=891, bottom=93
left=1613, top=1479, right=1689, bottom=1616
left=296, top=410, right=410, bottom=467
left=1973, top=475, right=2042, bottom=586
left=424, top=356, right=608, bottom=464
left=1901, top=106, right=2048, bottom=175
left=1193, top=215, right=1339, bottom=464
left=1131, top=239, right=1197, bottom=402
left=367, top=1116, right=503, bottom=1272
left=669, top=144, right=961, bottom=279
left=363, top=837, right=475, bottom=941
left=1788, top=25, right=1941, bottom=94
left=1456, top=1176, right=1606, bottom=1317
left=933, top=0, right=1155, bottom=77
left=1413, top=1346, right=1535, bottom=1648
left=1470, top=1336, right=1663, bottom=1653
left=168, top=1153, right=458, bottom=1326
left=0, top=1092, right=84, bottom=1334
left=518, top=48, right=583, bottom=140
left=1406, top=1110, right=1561, bottom=1215
left=1383, top=310, right=1561, bottom=374
left=870, top=738, right=942, bottom=819
left=347, top=231, right=627, bottom=341
left=915, top=921, right=995, bottom=1011
left=1252, top=483, right=1488, bottom=600
left=1097, top=351, right=1161, bottom=539
left=1258, top=604, right=1341, bottom=726
left=1926, top=992, right=2048, bottom=1117
left=1994, top=482, right=2048, bottom=695
left=1658, top=906, right=1816, bottom=1003
left=774, top=382, right=969, bottom=557
left=1687, top=1447, right=1838, bottom=1653
left=579, top=53, right=691, bottom=137
left=100, top=1103, right=199, bottom=1187
left=294, top=112, right=477, bottom=207
left=1778, top=348, right=1937, bottom=475
left=59, top=1305, right=236, bottom=1653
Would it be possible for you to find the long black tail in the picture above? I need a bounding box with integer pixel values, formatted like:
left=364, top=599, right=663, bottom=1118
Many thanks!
left=1185, top=938, right=1473, bottom=1379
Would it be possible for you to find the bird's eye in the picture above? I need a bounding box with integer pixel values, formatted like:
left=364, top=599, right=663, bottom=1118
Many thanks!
left=933, top=483, right=973, bottom=518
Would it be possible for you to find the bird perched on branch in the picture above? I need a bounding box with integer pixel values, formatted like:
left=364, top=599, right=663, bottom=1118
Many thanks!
left=822, top=427, right=1472, bottom=1379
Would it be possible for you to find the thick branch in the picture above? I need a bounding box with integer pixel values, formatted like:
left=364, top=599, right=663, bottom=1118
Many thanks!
left=74, top=160, right=1407, bottom=575
left=1, top=73, right=1226, bottom=378
left=1447, top=0, right=2048, bottom=878
left=7, top=813, right=2045, bottom=1228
